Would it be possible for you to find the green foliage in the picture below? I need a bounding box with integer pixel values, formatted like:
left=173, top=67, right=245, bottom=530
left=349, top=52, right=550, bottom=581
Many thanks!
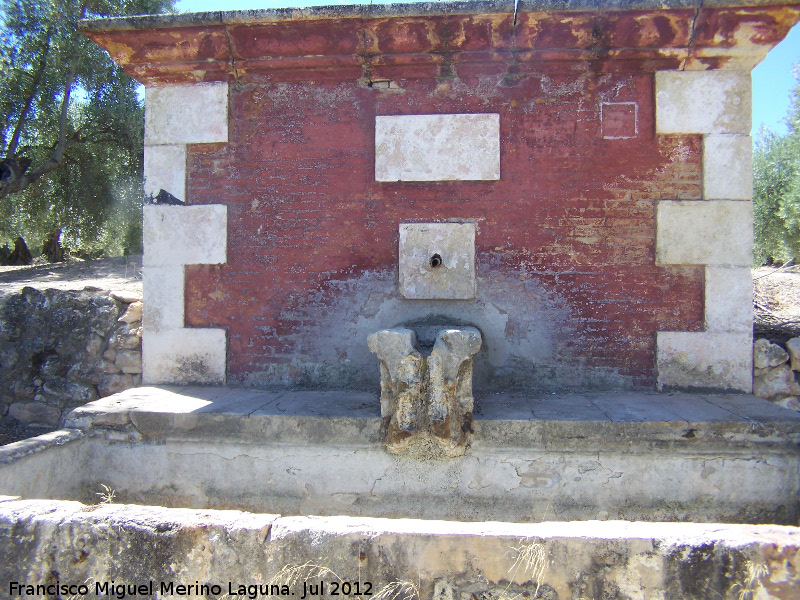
left=753, top=65, right=800, bottom=265
left=0, top=0, right=173, bottom=256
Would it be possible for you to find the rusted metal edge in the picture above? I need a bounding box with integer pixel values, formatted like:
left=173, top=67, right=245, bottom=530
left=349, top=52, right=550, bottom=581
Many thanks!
left=77, top=0, right=800, bottom=32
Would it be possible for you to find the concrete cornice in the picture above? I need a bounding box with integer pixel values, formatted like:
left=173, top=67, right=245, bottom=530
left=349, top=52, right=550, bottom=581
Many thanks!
left=78, top=0, right=800, bottom=32
left=78, top=0, right=800, bottom=83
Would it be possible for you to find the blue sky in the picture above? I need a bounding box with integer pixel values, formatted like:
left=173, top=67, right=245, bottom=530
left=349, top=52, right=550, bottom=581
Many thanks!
left=176, top=0, right=800, bottom=138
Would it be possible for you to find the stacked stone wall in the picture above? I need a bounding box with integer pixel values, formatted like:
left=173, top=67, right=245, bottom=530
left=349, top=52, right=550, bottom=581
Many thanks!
left=753, top=337, right=800, bottom=411
left=0, top=287, right=142, bottom=435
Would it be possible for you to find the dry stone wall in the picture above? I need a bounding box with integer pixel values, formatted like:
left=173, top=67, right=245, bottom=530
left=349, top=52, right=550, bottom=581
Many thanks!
left=753, top=337, right=800, bottom=411
left=0, top=287, right=142, bottom=435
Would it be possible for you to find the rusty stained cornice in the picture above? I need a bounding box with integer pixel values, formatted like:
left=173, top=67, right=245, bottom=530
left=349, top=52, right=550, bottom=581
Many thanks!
left=79, top=1, right=800, bottom=85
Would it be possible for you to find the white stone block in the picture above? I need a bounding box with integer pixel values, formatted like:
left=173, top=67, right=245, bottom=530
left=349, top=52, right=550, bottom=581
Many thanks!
left=787, top=337, right=800, bottom=371
left=375, top=114, right=500, bottom=182
left=144, top=144, right=186, bottom=201
left=657, top=331, right=753, bottom=392
left=143, top=204, right=227, bottom=267
left=704, top=267, right=752, bottom=333
left=145, top=82, right=228, bottom=145
left=754, top=338, right=790, bottom=370
left=703, top=135, right=753, bottom=200
left=655, top=71, right=751, bottom=134
left=142, top=328, right=226, bottom=384
left=656, top=200, right=752, bottom=267
left=399, top=223, right=476, bottom=299
left=142, top=265, right=185, bottom=333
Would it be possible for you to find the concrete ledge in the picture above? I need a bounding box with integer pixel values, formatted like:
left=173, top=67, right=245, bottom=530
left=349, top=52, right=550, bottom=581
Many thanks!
left=144, top=82, right=228, bottom=145
left=64, top=387, right=800, bottom=449
left=657, top=331, right=753, bottom=392
left=1, top=499, right=798, bottom=599
left=0, top=429, right=83, bottom=465
left=0, top=431, right=88, bottom=502
left=2, top=387, right=787, bottom=523
left=656, top=200, right=753, bottom=266
left=656, top=70, right=751, bottom=134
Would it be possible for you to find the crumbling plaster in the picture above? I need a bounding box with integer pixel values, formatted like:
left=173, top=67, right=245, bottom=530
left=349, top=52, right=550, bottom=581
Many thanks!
left=235, top=267, right=595, bottom=392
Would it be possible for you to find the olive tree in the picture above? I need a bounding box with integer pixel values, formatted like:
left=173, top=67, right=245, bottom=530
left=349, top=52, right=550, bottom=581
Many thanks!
left=0, top=0, right=173, bottom=255
left=753, top=65, right=800, bottom=265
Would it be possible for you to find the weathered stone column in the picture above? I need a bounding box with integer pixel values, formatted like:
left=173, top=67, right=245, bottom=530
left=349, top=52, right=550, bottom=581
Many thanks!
left=428, top=327, right=482, bottom=456
left=367, top=328, right=426, bottom=453
left=368, top=326, right=482, bottom=457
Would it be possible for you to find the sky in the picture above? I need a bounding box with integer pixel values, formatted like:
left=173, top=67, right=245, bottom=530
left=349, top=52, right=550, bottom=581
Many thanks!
left=176, top=0, right=800, bottom=138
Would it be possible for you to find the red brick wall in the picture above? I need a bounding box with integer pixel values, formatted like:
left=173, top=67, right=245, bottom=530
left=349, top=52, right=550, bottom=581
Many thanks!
left=184, top=69, right=703, bottom=391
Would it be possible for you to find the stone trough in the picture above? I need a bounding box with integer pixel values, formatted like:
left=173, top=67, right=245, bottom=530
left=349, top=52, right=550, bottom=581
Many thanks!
left=3, top=386, right=800, bottom=523
left=1, top=386, right=800, bottom=596
left=2, top=499, right=799, bottom=600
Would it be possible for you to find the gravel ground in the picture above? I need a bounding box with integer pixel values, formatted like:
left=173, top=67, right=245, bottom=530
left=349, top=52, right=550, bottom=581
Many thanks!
left=753, top=264, right=800, bottom=343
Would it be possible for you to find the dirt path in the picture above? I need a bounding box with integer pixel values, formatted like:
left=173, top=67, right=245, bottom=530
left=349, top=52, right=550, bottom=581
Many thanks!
left=753, top=264, right=800, bottom=342
left=0, top=255, right=143, bottom=297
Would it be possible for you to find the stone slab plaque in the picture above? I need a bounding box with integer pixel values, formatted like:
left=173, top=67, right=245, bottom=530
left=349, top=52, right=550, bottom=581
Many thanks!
left=376, top=114, right=500, bottom=182
left=656, top=200, right=752, bottom=267
left=143, top=205, right=227, bottom=267
left=399, top=223, right=476, bottom=300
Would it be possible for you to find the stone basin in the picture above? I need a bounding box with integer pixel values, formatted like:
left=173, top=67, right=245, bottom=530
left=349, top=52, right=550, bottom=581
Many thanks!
left=2, top=387, right=800, bottom=597
left=2, top=386, right=799, bottom=524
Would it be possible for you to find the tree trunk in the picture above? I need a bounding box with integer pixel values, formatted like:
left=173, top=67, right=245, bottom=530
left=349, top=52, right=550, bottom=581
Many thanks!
left=42, top=228, right=65, bottom=263
left=3, top=237, right=32, bottom=266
